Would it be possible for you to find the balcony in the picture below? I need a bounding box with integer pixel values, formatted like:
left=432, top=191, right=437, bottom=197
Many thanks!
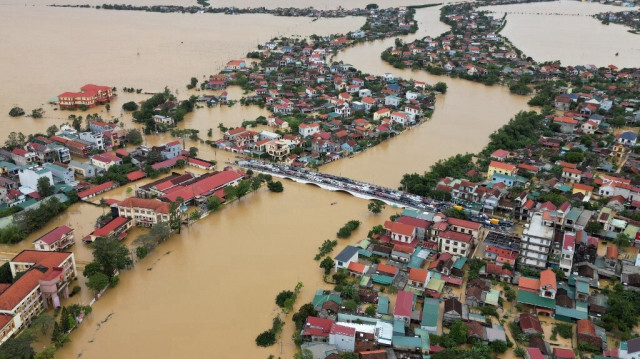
left=523, top=251, right=547, bottom=261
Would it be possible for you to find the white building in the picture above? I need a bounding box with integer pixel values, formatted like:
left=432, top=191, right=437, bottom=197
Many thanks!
left=521, top=213, right=555, bottom=269
left=78, top=132, right=105, bottom=151
left=299, top=123, right=320, bottom=138
left=42, top=163, right=75, bottom=184
left=329, top=324, right=355, bottom=352
left=18, top=167, right=53, bottom=193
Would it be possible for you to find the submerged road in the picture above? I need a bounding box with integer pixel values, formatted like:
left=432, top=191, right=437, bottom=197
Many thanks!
left=235, top=159, right=448, bottom=211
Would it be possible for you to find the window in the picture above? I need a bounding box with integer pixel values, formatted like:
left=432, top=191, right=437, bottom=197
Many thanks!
left=446, top=240, right=450, bottom=244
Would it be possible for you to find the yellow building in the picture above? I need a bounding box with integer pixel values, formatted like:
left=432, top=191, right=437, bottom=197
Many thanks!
left=487, top=160, right=517, bottom=181
left=572, top=183, right=594, bottom=198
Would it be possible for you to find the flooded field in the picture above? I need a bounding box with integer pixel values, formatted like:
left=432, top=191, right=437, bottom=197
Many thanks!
left=482, top=0, right=640, bottom=68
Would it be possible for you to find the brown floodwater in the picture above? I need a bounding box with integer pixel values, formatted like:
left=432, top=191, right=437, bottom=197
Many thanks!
left=322, top=6, right=531, bottom=187
left=0, top=2, right=626, bottom=358
left=482, top=0, right=640, bottom=68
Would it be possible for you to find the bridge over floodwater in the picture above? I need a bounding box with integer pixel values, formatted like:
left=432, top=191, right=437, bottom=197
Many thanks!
left=234, top=160, right=445, bottom=211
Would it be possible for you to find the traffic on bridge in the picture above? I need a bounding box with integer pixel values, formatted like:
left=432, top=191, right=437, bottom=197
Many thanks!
left=235, top=160, right=449, bottom=212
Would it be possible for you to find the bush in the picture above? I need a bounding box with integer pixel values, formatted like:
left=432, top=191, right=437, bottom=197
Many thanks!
left=267, top=181, right=284, bottom=192
left=70, top=286, right=81, bottom=297
left=275, top=290, right=295, bottom=308
left=122, top=101, right=139, bottom=111
left=136, top=246, right=148, bottom=259
left=434, top=82, right=448, bottom=93
left=8, top=107, right=25, bottom=117
left=255, top=330, right=276, bottom=347
left=337, top=220, right=360, bottom=239
left=554, top=323, right=573, bottom=339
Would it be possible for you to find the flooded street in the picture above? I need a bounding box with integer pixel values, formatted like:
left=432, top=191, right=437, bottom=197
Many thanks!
left=483, top=0, right=640, bottom=68
left=54, top=183, right=399, bottom=359
left=323, top=6, right=531, bottom=187
left=0, top=1, right=633, bottom=358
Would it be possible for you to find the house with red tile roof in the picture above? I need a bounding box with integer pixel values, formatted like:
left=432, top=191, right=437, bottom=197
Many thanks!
left=329, top=323, right=355, bottom=352
left=408, top=268, right=428, bottom=290
left=437, top=230, right=472, bottom=257
left=519, top=313, right=543, bottom=335
left=347, top=261, right=368, bottom=277
left=576, top=319, right=603, bottom=350
left=0, top=250, right=77, bottom=345
left=384, top=220, right=417, bottom=244
left=84, top=216, right=133, bottom=243
left=116, top=197, right=171, bottom=227
left=160, top=170, right=243, bottom=204
left=487, top=160, right=517, bottom=180
left=301, top=316, right=334, bottom=342
left=58, top=84, right=113, bottom=109
left=32, top=225, right=74, bottom=252
left=77, top=180, right=119, bottom=200
left=490, top=149, right=509, bottom=161
left=394, top=291, right=415, bottom=325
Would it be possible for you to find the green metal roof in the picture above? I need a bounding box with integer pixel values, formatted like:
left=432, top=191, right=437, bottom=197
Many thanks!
left=555, top=305, right=588, bottom=320
left=393, top=320, right=405, bottom=335
left=393, top=335, right=422, bottom=349
left=453, top=257, right=467, bottom=270
left=312, top=290, right=342, bottom=310
left=414, top=328, right=431, bottom=352
left=421, top=298, right=440, bottom=328
left=372, top=274, right=394, bottom=285
left=517, top=290, right=556, bottom=309
left=360, top=275, right=370, bottom=287
left=378, top=296, right=389, bottom=315
left=484, top=289, right=500, bottom=306
left=426, top=278, right=445, bottom=293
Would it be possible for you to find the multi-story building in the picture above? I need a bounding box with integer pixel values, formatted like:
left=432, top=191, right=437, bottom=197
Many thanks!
left=17, top=167, right=53, bottom=192
left=91, top=153, right=122, bottom=171
left=78, top=132, right=105, bottom=151
left=32, top=225, right=74, bottom=251
left=265, top=140, right=290, bottom=161
left=560, top=232, right=576, bottom=276
left=0, top=251, right=77, bottom=345
left=520, top=213, right=555, bottom=269
left=57, top=84, right=113, bottom=109
left=42, top=163, right=75, bottom=184
left=116, top=197, right=171, bottom=227
left=438, top=230, right=472, bottom=257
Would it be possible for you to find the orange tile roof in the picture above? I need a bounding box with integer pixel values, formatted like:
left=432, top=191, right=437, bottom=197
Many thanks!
left=384, top=221, right=416, bottom=237
left=489, top=160, right=516, bottom=172
left=347, top=261, right=366, bottom=274
left=518, top=277, right=540, bottom=293
left=408, top=268, right=428, bottom=282
left=573, top=183, right=594, bottom=192
left=117, top=197, right=170, bottom=214
left=377, top=264, right=398, bottom=275
left=539, top=269, right=557, bottom=291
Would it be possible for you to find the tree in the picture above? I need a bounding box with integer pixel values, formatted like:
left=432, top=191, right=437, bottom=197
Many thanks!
left=136, top=246, right=148, bottom=259
left=614, top=232, right=632, bottom=248
left=125, top=129, right=143, bottom=145
left=275, top=290, right=295, bottom=308
left=449, top=321, right=468, bottom=345
left=86, top=272, right=109, bottom=292
left=365, top=304, right=377, bottom=316
left=341, top=353, right=359, bottom=359
left=4, top=132, right=26, bottom=150
left=223, top=185, right=238, bottom=200
left=0, top=262, right=13, bottom=283
left=236, top=180, right=251, bottom=199
left=0, top=333, right=35, bottom=359
left=320, top=257, right=334, bottom=275
left=34, top=347, right=56, bottom=359
left=188, top=146, right=198, bottom=157
left=367, top=199, right=385, bottom=214
left=343, top=299, right=358, bottom=311
left=37, top=177, right=54, bottom=197
left=255, top=330, right=276, bottom=347
left=30, top=314, right=55, bottom=335
left=514, top=347, right=526, bottom=358
left=365, top=3, right=378, bottom=9
left=207, top=195, right=222, bottom=212
left=434, top=82, right=448, bottom=93
left=89, top=237, right=132, bottom=277
left=585, top=221, right=603, bottom=234
left=267, top=181, right=284, bottom=192
left=122, top=101, right=139, bottom=111
left=250, top=177, right=261, bottom=191
left=31, top=108, right=44, bottom=118
left=292, top=303, right=318, bottom=331
left=146, top=150, right=163, bottom=165
left=46, top=125, right=59, bottom=137
left=82, top=262, right=102, bottom=278
left=187, top=77, right=198, bottom=89
left=8, top=107, right=25, bottom=117
left=489, top=340, right=508, bottom=353
left=169, top=198, right=184, bottom=234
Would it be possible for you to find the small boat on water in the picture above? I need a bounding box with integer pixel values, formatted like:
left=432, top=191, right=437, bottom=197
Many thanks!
left=331, top=202, right=337, bottom=205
